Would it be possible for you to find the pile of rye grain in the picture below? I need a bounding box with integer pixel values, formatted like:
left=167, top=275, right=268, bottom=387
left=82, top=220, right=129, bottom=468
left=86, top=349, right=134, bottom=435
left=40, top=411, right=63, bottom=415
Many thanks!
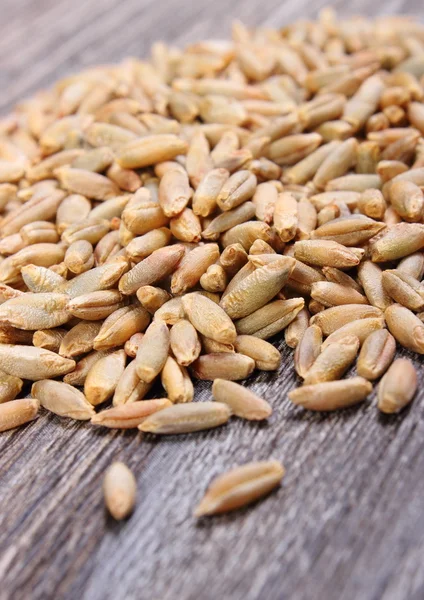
left=0, top=10, right=423, bottom=518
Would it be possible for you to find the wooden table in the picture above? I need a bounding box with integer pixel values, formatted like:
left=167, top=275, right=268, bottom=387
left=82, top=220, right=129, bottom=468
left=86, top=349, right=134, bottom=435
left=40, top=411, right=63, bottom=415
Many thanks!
left=1, top=1, right=423, bottom=599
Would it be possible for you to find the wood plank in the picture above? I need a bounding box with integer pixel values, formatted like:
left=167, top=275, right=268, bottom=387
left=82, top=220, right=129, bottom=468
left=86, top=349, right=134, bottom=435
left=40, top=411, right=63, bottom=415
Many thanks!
left=0, top=1, right=423, bottom=599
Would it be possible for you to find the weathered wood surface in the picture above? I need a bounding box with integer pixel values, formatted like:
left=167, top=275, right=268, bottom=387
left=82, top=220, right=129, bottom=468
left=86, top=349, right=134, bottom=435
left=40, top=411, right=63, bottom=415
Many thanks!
left=1, top=1, right=424, bottom=599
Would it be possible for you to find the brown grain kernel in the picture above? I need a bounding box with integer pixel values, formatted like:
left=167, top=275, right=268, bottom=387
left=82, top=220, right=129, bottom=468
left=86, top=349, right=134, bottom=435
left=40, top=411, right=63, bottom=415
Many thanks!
left=136, top=286, right=171, bottom=314
left=294, top=324, right=322, bottom=378
left=90, top=195, right=129, bottom=223
left=72, top=146, right=114, bottom=173
left=161, top=356, right=193, bottom=403
left=112, top=360, right=152, bottom=406
left=124, top=333, right=144, bottom=359
left=93, top=398, right=172, bottom=428
left=182, top=292, right=237, bottom=344
left=382, top=270, right=424, bottom=311
left=125, top=227, right=171, bottom=263
left=294, top=240, right=362, bottom=269
left=357, top=329, right=396, bottom=381
left=235, top=297, right=305, bottom=339
left=383, top=204, right=408, bottom=226
left=55, top=167, right=119, bottom=200
left=56, top=194, right=91, bottom=234
left=397, top=252, right=424, bottom=280
left=267, top=133, right=322, bottom=166
left=285, top=141, right=341, bottom=185
left=195, top=460, right=284, bottom=516
left=171, top=243, right=219, bottom=295
left=0, top=243, right=66, bottom=285
left=21, top=221, right=59, bottom=246
left=170, top=208, right=202, bottom=243
left=310, top=305, right=383, bottom=336
left=170, top=319, right=201, bottom=366
left=322, top=267, right=363, bottom=294
left=94, top=222, right=125, bottom=255
left=212, top=379, right=271, bottom=420
left=202, top=201, right=256, bottom=240
left=0, top=292, right=70, bottom=330
left=389, top=180, right=424, bottom=222
left=216, top=170, right=256, bottom=211
left=62, top=218, right=110, bottom=246
left=221, top=221, right=272, bottom=251
left=33, top=328, right=67, bottom=353
left=252, top=182, right=278, bottom=223
left=310, top=215, right=385, bottom=246
left=0, top=345, right=75, bottom=380
left=92, top=305, right=150, bottom=350
left=139, top=401, right=231, bottom=434
left=116, top=135, right=188, bottom=169
left=370, top=223, right=424, bottom=262
left=185, top=130, right=213, bottom=188
left=377, top=359, right=417, bottom=414
left=154, top=297, right=185, bottom=325
left=326, top=173, right=381, bottom=192
left=0, top=372, right=23, bottom=404
left=357, top=189, right=386, bottom=220
left=273, top=192, right=298, bottom=242
left=220, top=257, right=295, bottom=319
left=289, top=377, right=372, bottom=411
left=32, top=380, right=94, bottom=420
left=0, top=325, right=33, bottom=345
left=357, top=261, right=392, bottom=310
left=122, top=200, right=168, bottom=236
left=311, top=281, right=367, bottom=307
left=385, top=303, right=424, bottom=354
left=303, top=335, right=359, bottom=385
left=191, top=353, right=255, bottom=381
left=84, top=349, right=126, bottom=406
left=321, top=317, right=386, bottom=350
left=103, top=462, right=136, bottom=520
left=192, top=168, right=230, bottom=217
left=120, top=244, right=185, bottom=295
left=135, top=320, right=170, bottom=382
left=356, top=141, right=381, bottom=175
left=285, top=308, right=310, bottom=349
left=234, top=335, right=281, bottom=371
left=0, top=398, right=40, bottom=432
left=59, top=321, right=103, bottom=357
left=200, top=264, right=227, bottom=293
left=313, top=138, right=358, bottom=190
left=67, top=290, right=125, bottom=320
left=1, top=189, right=66, bottom=237
left=64, top=240, right=94, bottom=274
left=158, top=168, right=192, bottom=217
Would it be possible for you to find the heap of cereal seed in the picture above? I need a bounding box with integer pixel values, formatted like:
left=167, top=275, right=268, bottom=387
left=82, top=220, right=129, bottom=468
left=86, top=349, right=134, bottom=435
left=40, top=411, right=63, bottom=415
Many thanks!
left=1, top=9, right=423, bottom=516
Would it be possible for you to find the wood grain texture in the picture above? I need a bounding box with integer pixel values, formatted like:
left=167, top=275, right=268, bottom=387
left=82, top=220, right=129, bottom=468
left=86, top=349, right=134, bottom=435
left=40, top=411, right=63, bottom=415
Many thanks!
left=1, top=1, right=424, bottom=599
